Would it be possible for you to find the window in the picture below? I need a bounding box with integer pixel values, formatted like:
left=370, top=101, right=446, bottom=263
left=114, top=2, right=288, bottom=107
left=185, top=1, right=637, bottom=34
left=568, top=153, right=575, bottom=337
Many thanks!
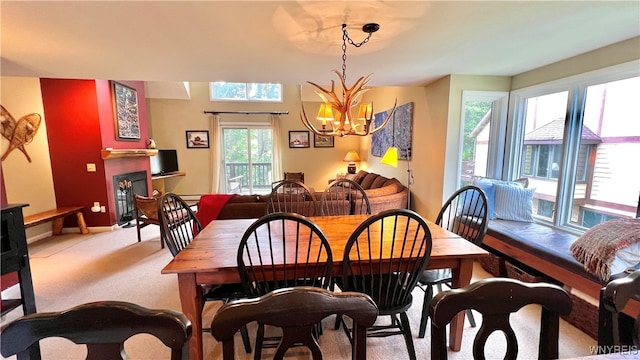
left=457, top=91, right=509, bottom=187
left=506, top=62, right=640, bottom=231
left=523, top=144, right=593, bottom=180
left=537, top=199, right=554, bottom=218
left=222, top=126, right=273, bottom=194
left=210, top=82, right=282, bottom=102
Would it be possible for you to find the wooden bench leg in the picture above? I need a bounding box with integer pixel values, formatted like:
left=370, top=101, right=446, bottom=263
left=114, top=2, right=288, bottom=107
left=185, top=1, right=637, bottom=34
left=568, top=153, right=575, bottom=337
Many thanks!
left=52, top=218, right=64, bottom=235
left=76, top=211, right=89, bottom=234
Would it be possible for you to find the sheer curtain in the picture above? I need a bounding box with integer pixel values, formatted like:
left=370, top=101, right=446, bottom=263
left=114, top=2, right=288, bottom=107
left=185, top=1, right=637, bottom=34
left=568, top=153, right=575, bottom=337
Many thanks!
left=270, top=114, right=283, bottom=183
left=210, top=114, right=225, bottom=193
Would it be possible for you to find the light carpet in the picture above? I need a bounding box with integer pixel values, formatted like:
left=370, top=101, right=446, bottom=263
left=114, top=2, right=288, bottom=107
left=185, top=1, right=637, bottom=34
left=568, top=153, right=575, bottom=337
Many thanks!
left=1, top=225, right=597, bottom=359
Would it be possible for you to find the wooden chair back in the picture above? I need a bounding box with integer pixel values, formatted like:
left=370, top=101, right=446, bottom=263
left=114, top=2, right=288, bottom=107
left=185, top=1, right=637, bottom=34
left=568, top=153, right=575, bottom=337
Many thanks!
left=598, top=270, right=640, bottom=352
left=237, top=212, right=333, bottom=298
left=211, top=287, right=378, bottom=360
left=0, top=301, right=191, bottom=360
left=134, top=194, right=164, bottom=248
left=320, top=178, right=371, bottom=216
left=158, top=192, right=201, bottom=257
left=342, top=209, right=432, bottom=314
left=429, top=277, right=572, bottom=360
left=435, top=185, right=488, bottom=246
left=283, top=172, right=304, bottom=183
left=340, top=209, right=432, bottom=360
left=267, top=180, right=318, bottom=217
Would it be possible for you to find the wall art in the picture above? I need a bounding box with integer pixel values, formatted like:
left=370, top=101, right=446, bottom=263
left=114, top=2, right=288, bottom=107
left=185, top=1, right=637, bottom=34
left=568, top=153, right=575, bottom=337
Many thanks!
left=112, top=81, right=140, bottom=140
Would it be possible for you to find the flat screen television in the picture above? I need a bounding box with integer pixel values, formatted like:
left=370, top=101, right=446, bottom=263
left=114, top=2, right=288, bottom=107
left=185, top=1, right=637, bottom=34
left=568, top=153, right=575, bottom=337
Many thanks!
left=150, top=149, right=179, bottom=176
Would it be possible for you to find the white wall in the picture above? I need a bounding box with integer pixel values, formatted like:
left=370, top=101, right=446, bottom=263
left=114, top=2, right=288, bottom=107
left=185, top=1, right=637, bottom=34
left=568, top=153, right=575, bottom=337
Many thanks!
left=1, top=77, right=57, bottom=240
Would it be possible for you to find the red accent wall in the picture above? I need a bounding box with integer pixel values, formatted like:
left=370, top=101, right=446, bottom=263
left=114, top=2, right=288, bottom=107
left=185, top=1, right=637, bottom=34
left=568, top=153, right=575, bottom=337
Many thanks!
left=40, top=79, right=152, bottom=227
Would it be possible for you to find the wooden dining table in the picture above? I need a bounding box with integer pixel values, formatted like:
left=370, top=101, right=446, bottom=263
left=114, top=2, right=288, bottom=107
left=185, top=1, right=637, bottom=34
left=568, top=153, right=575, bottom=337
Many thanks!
left=162, top=214, right=488, bottom=360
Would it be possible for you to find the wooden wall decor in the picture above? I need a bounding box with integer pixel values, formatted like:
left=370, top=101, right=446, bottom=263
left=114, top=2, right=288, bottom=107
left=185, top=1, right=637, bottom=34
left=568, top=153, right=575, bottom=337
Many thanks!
left=0, top=105, right=42, bottom=163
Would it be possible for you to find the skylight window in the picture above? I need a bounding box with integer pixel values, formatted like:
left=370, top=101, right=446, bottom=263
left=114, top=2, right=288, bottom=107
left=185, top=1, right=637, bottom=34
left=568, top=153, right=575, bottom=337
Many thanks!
left=210, top=82, right=282, bottom=102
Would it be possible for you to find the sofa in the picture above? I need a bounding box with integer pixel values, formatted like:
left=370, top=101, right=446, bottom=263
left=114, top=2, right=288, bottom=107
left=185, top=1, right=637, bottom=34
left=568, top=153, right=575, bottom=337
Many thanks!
left=346, top=170, right=409, bottom=214
left=198, top=170, right=408, bottom=224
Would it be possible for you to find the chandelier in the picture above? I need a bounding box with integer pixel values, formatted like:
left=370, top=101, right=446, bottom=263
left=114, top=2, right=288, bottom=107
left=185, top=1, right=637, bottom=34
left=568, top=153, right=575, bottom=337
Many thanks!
left=301, top=23, right=397, bottom=137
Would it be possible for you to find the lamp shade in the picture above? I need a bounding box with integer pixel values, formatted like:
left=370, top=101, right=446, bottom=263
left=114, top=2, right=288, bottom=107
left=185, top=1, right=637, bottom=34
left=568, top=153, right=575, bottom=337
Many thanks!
left=357, top=103, right=373, bottom=120
left=343, top=151, right=361, bottom=163
left=316, top=103, right=334, bottom=126
left=380, top=146, right=398, bottom=167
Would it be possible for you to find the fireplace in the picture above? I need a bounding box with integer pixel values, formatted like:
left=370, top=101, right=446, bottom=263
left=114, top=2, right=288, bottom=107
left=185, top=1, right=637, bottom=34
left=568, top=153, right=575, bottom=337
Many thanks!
left=113, top=171, right=148, bottom=226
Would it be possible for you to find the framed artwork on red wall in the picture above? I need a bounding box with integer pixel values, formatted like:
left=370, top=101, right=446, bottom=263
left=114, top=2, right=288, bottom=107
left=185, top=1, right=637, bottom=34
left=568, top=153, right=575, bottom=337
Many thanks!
left=111, top=81, right=140, bottom=141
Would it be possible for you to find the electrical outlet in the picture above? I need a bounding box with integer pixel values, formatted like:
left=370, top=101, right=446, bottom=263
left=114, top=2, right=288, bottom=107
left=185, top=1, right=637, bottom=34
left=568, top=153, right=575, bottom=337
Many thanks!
left=86, top=163, right=96, bottom=172
left=100, top=206, right=106, bottom=213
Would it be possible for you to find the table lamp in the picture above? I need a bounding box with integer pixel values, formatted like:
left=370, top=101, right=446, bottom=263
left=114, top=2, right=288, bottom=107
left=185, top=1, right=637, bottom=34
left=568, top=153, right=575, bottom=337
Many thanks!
left=343, top=151, right=361, bottom=174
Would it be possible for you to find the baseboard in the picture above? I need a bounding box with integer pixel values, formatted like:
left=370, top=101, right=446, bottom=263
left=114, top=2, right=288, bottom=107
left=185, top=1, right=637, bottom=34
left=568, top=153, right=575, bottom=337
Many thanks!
left=26, top=231, right=52, bottom=244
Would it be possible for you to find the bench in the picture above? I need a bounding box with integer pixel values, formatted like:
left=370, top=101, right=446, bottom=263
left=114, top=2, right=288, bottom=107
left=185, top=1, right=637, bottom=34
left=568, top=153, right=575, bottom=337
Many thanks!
left=24, top=207, right=89, bottom=235
left=481, top=220, right=639, bottom=336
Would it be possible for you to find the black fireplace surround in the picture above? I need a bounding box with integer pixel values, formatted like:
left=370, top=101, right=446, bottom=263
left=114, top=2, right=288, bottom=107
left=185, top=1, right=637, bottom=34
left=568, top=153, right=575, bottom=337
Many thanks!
left=113, top=171, right=148, bottom=226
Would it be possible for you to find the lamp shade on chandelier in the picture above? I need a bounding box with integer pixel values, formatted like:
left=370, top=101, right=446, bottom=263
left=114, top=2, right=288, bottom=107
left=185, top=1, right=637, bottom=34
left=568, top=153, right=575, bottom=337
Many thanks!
left=300, top=23, right=397, bottom=137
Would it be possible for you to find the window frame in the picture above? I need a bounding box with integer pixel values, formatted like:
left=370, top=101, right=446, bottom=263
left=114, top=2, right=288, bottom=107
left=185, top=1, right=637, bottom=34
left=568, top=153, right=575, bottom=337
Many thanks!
left=504, top=60, right=640, bottom=232
left=209, top=82, right=283, bottom=102
left=458, top=90, right=509, bottom=188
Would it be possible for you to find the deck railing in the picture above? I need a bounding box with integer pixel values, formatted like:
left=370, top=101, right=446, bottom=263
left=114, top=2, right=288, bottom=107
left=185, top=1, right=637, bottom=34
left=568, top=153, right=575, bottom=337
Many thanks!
left=226, top=162, right=272, bottom=193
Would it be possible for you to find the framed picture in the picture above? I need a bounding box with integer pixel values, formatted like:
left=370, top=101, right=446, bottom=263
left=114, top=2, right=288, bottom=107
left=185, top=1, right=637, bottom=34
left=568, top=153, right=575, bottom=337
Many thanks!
left=112, top=81, right=140, bottom=140
left=288, top=131, right=310, bottom=148
left=186, top=130, right=210, bottom=148
left=314, top=133, right=334, bottom=148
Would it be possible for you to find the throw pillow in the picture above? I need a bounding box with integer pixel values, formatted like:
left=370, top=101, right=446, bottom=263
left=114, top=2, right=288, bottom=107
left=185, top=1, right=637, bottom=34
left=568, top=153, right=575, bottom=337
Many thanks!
left=493, top=184, right=535, bottom=222
left=352, top=170, right=368, bottom=184
left=370, top=175, right=390, bottom=189
left=360, top=173, right=380, bottom=190
left=460, top=183, right=494, bottom=219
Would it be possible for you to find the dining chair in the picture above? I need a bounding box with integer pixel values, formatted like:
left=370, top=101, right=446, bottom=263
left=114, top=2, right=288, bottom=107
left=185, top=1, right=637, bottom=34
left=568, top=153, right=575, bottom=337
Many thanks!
left=320, top=178, right=371, bottom=216
left=237, top=212, right=333, bottom=360
left=284, top=171, right=305, bottom=183
left=429, top=277, right=572, bottom=360
left=597, top=270, right=640, bottom=353
left=337, top=208, right=432, bottom=360
left=158, top=192, right=252, bottom=353
left=267, top=180, right=318, bottom=217
left=0, top=300, right=192, bottom=360
left=211, top=287, right=378, bottom=360
left=416, top=185, right=488, bottom=338
left=134, top=193, right=164, bottom=248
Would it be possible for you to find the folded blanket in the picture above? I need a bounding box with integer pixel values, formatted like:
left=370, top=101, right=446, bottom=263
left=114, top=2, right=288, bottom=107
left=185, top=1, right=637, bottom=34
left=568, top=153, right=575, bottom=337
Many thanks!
left=570, top=218, right=640, bottom=281
left=197, top=194, right=235, bottom=228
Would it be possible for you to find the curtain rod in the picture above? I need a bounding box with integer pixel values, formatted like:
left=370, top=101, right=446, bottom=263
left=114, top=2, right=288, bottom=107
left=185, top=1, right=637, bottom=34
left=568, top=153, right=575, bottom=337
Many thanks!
left=204, top=111, right=289, bottom=115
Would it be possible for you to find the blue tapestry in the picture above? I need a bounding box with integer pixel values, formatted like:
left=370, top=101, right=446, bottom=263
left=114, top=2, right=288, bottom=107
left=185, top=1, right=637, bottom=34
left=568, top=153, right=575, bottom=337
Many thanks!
left=371, top=102, right=413, bottom=159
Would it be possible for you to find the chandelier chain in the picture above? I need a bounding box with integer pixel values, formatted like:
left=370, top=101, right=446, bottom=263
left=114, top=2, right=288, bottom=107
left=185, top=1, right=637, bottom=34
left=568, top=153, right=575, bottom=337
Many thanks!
left=341, top=24, right=374, bottom=83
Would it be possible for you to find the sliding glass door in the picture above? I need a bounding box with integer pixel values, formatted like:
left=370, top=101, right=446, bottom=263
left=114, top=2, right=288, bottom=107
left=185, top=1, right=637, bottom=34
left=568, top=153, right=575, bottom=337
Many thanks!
left=222, top=126, right=273, bottom=194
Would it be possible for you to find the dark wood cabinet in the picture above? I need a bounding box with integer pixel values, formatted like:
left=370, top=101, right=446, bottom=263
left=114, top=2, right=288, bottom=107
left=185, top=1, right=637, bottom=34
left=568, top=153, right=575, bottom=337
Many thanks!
left=1, top=204, right=41, bottom=359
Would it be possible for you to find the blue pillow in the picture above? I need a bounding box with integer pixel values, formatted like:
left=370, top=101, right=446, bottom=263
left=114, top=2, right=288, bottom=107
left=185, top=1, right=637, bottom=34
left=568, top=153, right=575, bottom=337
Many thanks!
left=477, top=182, right=496, bottom=219
left=459, top=183, right=493, bottom=218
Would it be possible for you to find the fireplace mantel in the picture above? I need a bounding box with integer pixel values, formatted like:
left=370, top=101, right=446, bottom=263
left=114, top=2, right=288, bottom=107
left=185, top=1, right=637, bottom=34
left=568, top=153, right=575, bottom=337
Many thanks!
left=101, top=148, right=158, bottom=160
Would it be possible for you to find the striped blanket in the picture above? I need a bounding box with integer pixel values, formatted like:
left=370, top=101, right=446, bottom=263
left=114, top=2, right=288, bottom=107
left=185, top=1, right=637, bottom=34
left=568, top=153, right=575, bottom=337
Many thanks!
left=570, top=218, right=640, bottom=281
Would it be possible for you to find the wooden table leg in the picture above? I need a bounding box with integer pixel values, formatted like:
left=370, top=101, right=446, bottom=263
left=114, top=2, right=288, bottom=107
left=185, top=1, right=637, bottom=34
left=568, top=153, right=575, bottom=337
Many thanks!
left=448, top=258, right=474, bottom=351
left=178, top=273, right=204, bottom=360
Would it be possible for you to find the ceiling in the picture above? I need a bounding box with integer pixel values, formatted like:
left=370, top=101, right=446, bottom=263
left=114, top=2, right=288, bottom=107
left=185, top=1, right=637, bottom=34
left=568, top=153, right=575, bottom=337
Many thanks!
left=2, top=1, right=639, bottom=98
